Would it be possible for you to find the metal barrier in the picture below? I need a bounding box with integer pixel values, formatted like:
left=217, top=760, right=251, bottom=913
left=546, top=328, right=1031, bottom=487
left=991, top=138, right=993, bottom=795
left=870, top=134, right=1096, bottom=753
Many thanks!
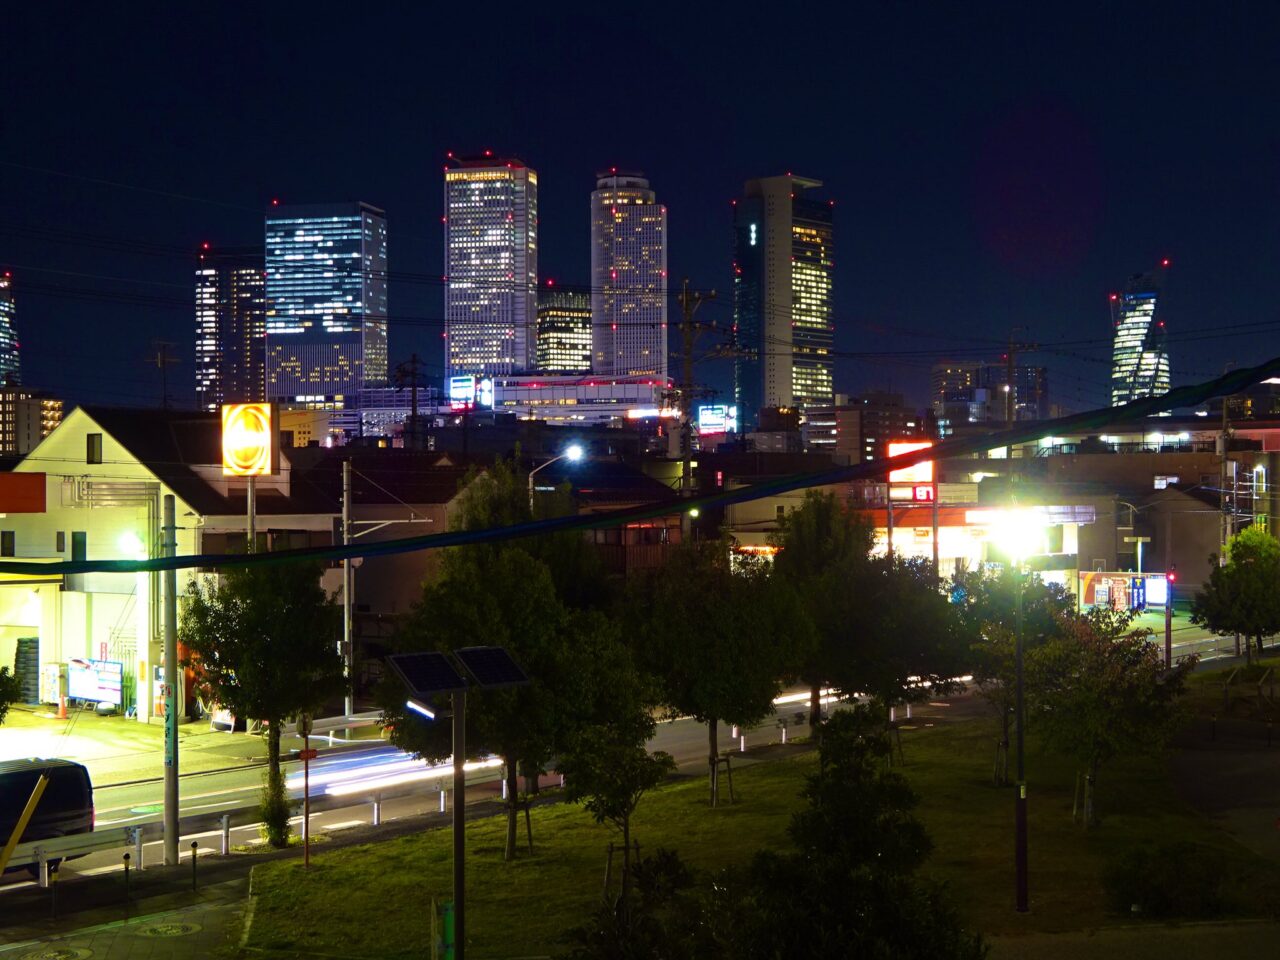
left=8, top=826, right=141, bottom=888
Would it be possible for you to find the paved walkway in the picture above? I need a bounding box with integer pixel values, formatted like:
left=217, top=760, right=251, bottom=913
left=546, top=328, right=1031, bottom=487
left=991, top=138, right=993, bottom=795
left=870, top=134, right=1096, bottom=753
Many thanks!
left=0, top=879, right=246, bottom=959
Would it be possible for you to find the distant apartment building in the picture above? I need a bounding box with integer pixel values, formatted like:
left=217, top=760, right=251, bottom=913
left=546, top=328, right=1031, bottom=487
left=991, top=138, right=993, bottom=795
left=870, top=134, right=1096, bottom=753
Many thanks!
left=590, top=171, right=668, bottom=379
left=195, top=245, right=265, bottom=410
left=0, top=386, right=62, bottom=455
left=732, top=175, right=834, bottom=430
left=536, top=286, right=592, bottom=373
left=444, top=155, right=538, bottom=376
left=264, top=202, right=388, bottom=402
left=931, top=360, right=1049, bottom=432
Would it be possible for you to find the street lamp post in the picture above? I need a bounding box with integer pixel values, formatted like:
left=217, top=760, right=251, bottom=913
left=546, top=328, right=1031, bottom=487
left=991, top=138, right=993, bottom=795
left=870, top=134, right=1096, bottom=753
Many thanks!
left=994, top=509, right=1044, bottom=915
left=527, top=443, right=584, bottom=513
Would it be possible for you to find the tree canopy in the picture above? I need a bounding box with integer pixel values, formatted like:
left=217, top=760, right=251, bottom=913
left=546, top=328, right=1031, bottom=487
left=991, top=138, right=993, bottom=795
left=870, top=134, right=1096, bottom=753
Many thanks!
left=1191, top=524, right=1280, bottom=657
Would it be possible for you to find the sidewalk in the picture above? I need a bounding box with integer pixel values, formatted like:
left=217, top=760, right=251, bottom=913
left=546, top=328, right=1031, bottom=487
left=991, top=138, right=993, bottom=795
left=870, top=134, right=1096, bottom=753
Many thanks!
left=0, top=705, right=383, bottom=786
left=0, top=878, right=247, bottom=958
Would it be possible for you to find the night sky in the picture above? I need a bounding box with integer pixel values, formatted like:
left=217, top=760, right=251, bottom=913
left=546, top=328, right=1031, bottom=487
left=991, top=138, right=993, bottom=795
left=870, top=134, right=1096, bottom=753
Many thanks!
left=3, top=3, right=1279, bottom=414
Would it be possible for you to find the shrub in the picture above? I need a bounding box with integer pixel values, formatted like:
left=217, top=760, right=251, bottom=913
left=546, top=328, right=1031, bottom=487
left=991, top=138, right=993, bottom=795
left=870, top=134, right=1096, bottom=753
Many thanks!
left=1102, top=842, right=1228, bottom=918
left=259, top=769, right=292, bottom=849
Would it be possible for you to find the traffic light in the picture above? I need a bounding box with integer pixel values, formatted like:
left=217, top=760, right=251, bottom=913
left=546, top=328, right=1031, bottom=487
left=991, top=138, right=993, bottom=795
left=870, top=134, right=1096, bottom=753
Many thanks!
left=1168, top=565, right=1177, bottom=583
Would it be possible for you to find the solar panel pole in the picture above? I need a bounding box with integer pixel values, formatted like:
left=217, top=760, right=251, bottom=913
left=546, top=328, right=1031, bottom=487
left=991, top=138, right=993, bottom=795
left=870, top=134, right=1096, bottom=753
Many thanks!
left=452, top=689, right=466, bottom=960
left=162, top=494, right=179, bottom=867
left=342, top=459, right=354, bottom=717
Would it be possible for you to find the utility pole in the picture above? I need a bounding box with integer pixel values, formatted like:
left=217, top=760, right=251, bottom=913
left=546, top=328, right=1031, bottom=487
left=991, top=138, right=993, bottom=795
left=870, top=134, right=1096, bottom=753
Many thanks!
left=675, top=279, right=715, bottom=498
left=395, top=354, right=425, bottom=449
left=342, top=459, right=354, bottom=717
left=162, top=495, right=179, bottom=867
left=147, top=341, right=180, bottom=410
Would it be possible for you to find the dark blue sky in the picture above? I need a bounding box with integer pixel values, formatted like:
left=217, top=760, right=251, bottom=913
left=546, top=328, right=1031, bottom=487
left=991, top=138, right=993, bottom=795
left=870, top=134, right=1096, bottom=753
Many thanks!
left=2, top=3, right=1279, bottom=413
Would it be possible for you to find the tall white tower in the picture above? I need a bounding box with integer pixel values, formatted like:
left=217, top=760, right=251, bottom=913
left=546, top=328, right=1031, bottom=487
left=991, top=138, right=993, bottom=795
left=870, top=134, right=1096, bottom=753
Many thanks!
left=444, top=155, right=538, bottom=377
left=590, top=171, right=667, bottom=378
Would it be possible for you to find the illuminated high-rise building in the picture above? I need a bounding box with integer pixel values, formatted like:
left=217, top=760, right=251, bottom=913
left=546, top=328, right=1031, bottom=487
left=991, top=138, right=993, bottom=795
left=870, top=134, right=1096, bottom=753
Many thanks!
left=1110, top=262, right=1171, bottom=407
left=732, top=175, right=834, bottom=431
left=536, top=285, right=592, bottom=373
left=0, top=385, right=61, bottom=455
left=444, top=156, right=537, bottom=376
left=590, top=171, right=667, bottom=378
left=0, top=271, right=21, bottom=385
left=264, top=202, right=388, bottom=402
left=195, top=245, right=265, bottom=410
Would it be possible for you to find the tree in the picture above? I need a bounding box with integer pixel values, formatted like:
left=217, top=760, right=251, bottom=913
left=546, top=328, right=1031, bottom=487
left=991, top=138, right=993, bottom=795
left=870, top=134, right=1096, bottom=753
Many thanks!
left=628, top=540, right=797, bottom=805
left=0, top=666, right=21, bottom=726
left=559, top=715, right=675, bottom=903
left=771, top=490, right=874, bottom=728
left=386, top=546, right=574, bottom=860
left=953, top=567, right=1075, bottom=783
left=1030, top=615, right=1193, bottom=825
left=179, top=561, right=343, bottom=846
left=1191, top=525, right=1280, bottom=661
left=566, top=708, right=987, bottom=960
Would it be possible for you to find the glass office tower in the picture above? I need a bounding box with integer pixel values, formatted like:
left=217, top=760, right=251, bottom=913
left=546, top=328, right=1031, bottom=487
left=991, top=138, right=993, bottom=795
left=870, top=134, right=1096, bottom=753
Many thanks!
left=732, top=175, right=833, bottom=430
left=0, top=272, right=20, bottom=385
left=195, top=245, right=266, bottom=410
left=1111, top=264, right=1170, bottom=407
left=264, top=201, right=388, bottom=402
left=590, top=171, right=667, bottom=378
left=536, top=286, right=592, bottom=373
left=444, top=156, right=538, bottom=376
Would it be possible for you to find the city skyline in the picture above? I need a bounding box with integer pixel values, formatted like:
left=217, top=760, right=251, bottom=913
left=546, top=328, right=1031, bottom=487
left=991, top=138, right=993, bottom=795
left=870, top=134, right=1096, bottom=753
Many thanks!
left=1, top=7, right=1276, bottom=418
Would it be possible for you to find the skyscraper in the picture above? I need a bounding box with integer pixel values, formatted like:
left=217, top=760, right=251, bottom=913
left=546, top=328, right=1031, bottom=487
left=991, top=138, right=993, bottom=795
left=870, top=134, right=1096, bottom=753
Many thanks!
left=0, top=271, right=21, bottom=385
left=536, top=285, right=592, bottom=373
left=590, top=171, right=667, bottom=378
left=444, top=155, right=537, bottom=377
left=264, top=202, right=388, bottom=402
left=732, top=175, right=834, bottom=430
left=195, top=245, right=266, bottom=411
left=1111, top=262, right=1170, bottom=407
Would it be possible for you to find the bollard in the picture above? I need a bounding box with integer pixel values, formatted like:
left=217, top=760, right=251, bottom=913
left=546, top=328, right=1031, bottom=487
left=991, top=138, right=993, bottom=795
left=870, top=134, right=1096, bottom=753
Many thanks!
left=220, top=814, right=231, bottom=856
left=889, top=706, right=896, bottom=723
left=49, top=862, right=57, bottom=919
left=135, top=826, right=145, bottom=870
left=731, top=725, right=740, bottom=739
left=781, top=725, right=787, bottom=745
left=560, top=774, right=565, bottom=788
left=502, top=777, right=508, bottom=801
left=123, top=852, right=131, bottom=904
left=907, top=703, right=912, bottom=719
left=739, top=734, right=746, bottom=753
left=191, top=841, right=198, bottom=891
left=373, top=794, right=382, bottom=826
left=440, top=788, right=447, bottom=814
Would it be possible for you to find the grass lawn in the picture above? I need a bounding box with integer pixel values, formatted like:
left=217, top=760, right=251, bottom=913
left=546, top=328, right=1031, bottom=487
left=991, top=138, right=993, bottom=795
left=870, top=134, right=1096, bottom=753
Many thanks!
left=245, top=754, right=815, bottom=959
left=901, top=714, right=1280, bottom=936
left=245, top=713, right=1280, bottom=958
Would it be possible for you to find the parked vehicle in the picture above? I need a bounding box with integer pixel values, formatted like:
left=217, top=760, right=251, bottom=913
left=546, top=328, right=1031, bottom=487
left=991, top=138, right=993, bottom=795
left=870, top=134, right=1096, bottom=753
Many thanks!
left=0, top=758, right=94, bottom=872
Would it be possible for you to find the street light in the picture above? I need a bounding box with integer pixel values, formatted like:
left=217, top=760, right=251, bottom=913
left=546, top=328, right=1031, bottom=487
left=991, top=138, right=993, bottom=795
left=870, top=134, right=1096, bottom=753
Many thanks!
left=991, top=508, right=1046, bottom=915
left=527, top=444, right=584, bottom=512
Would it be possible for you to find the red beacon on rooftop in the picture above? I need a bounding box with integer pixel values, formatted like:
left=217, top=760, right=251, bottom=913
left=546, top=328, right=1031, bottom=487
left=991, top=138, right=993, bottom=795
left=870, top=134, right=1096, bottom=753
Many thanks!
left=1161, top=258, right=1170, bottom=267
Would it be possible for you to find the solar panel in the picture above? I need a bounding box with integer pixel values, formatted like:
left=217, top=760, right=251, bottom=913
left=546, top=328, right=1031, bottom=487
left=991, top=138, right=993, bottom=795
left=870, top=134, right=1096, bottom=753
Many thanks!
left=386, top=652, right=468, bottom=698
left=454, top=646, right=530, bottom=690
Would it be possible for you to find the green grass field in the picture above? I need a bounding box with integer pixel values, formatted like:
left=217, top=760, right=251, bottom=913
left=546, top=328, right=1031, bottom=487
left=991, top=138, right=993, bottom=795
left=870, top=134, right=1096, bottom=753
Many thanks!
left=246, top=754, right=813, bottom=959
left=245, top=713, right=1280, bottom=958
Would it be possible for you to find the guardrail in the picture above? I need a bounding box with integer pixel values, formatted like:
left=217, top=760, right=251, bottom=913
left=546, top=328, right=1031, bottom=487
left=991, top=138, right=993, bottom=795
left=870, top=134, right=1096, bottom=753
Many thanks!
left=8, top=826, right=142, bottom=887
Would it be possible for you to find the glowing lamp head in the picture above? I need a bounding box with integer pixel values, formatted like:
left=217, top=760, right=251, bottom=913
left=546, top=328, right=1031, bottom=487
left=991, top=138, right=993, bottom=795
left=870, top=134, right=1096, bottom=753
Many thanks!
left=991, top=509, right=1048, bottom=564
left=689, top=507, right=700, bottom=518
left=117, top=531, right=146, bottom=560
left=565, top=443, right=584, bottom=462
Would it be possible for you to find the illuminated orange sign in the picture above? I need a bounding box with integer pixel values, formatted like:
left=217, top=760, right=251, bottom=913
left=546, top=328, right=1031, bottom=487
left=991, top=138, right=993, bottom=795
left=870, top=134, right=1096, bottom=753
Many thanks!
left=888, top=441, right=934, bottom=484
left=221, top=403, right=278, bottom=476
